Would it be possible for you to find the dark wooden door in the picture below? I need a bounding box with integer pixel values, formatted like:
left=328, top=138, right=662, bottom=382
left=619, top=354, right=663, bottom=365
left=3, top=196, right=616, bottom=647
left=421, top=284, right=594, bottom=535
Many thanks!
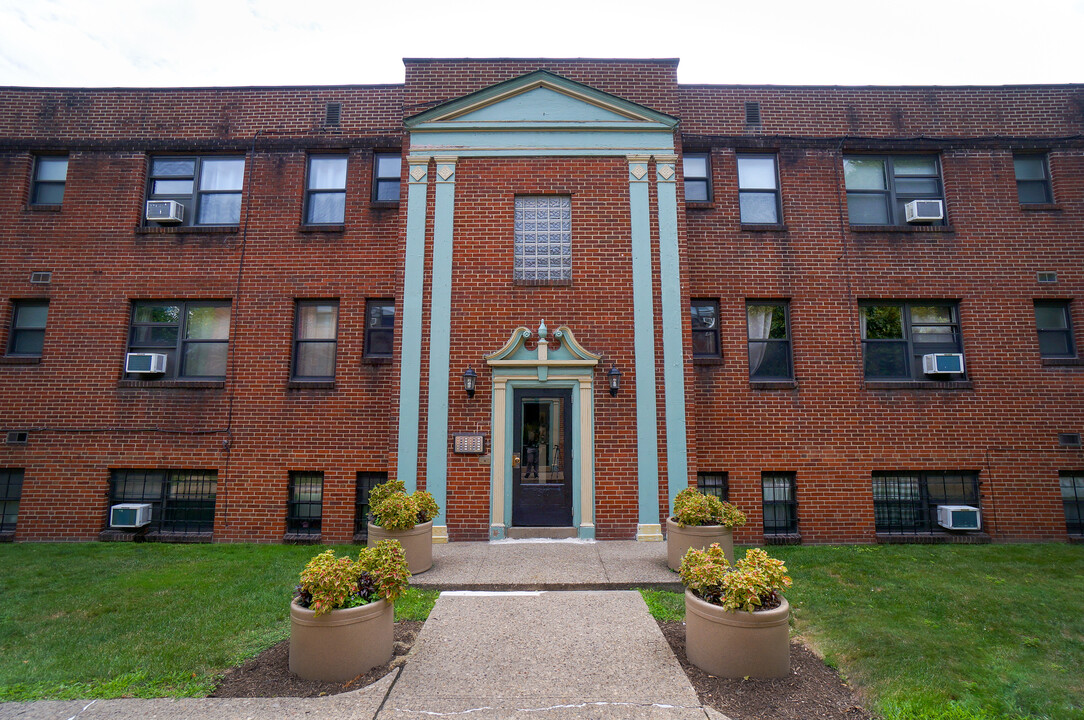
left=511, top=388, right=573, bottom=526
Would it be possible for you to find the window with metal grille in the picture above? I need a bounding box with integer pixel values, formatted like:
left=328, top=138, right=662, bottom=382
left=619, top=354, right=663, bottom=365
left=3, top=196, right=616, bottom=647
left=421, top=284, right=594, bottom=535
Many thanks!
left=691, top=300, right=720, bottom=358
left=872, top=471, right=980, bottom=534
left=1061, top=472, right=1084, bottom=536
left=31, top=156, right=68, bottom=205
left=147, top=156, right=245, bottom=226
left=127, top=300, right=231, bottom=379
left=761, top=472, right=797, bottom=535
left=293, top=300, right=338, bottom=379
left=0, top=469, right=24, bottom=533
left=1034, top=300, right=1076, bottom=359
left=697, top=472, right=729, bottom=501
left=287, top=471, right=323, bottom=535
left=514, top=196, right=572, bottom=284
left=355, top=472, right=387, bottom=538
left=1014, top=154, right=1052, bottom=204
left=8, top=300, right=48, bottom=358
left=109, top=469, right=217, bottom=534
left=844, top=155, right=944, bottom=226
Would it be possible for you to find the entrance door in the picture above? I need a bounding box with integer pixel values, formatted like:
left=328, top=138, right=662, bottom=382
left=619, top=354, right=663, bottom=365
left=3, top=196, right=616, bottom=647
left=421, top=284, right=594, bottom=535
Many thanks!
left=511, top=388, right=573, bottom=526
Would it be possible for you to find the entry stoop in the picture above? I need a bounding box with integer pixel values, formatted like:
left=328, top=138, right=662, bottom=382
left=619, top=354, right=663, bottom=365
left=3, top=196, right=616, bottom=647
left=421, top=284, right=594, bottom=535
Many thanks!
left=505, top=526, right=578, bottom=539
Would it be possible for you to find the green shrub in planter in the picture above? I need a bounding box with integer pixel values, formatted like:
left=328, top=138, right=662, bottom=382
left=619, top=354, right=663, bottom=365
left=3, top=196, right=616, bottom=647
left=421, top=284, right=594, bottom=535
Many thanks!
left=672, top=487, right=746, bottom=529
left=679, top=544, right=791, bottom=612
left=294, top=540, right=411, bottom=617
left=369, top=478, right=441, bottom=530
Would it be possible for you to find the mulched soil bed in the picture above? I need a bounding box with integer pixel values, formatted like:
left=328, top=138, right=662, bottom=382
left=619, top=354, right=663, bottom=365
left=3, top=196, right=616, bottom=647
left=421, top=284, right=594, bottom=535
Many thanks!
left=657, top=620, right=872, bottom=720
left=211, top=621, right=422, bottom=698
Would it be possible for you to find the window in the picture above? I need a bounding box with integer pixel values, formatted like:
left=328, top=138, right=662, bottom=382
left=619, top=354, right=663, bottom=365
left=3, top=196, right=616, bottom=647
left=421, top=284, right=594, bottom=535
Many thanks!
left=0, top=469, right=23, bottom=533
left=147, top=156, right=245, bottom=226
left=293, top=300, right=338, bottom=379
left=31, top=156, right=68, bottom=205
left=287, top=471, right=323, bottom=535
left=737, top=154, right=780, bottom=224
left=305, top=155, right=347, bottom=224
left=7, top=300, right=48, bottom=357
left=762, top=472, right=797, bottom=535
left=697, top=472, right=729, bottom=501
left=1034, top=301, right=1075, bottom=358
left=872, top=471, right=980, bottom=534
left=1061, top=472, right=1084, bottom=536
left=513, top=196, right=572, bottom=284
left=1014, top=154, right=1052, bottom=204
left=860, top=302, right=962, bottom=380
left=691, top=300, right=720, bottom=358
left=373, top=152, right=401, bottom=202
left=746, top=301, right=792, bottom=380
left=127, top=301, right=231, bottom=379
left=355, top=471, right=387, bottom=538
left=843, top=155, right=944, bottom=226
left=109, top=469, right=217, bottom=535
left=683, top=152, right=710, bottom=202
left=364, top=299, right=395, bottom=358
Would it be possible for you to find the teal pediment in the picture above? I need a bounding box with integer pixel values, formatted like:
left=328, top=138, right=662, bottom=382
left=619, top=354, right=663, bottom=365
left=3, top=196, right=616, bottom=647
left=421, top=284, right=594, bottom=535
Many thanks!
left=452, top=86, right=638, bottom=124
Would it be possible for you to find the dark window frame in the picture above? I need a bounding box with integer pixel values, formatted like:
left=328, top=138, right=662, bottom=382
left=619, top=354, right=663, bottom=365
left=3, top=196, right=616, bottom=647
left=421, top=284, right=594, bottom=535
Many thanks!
left=292, top=299, right=339, bottom=380
left=691, top=299, right=721, bottom=359
left=355, top=471, right=388, bottom=538
left=108, top=469, right=217, bottom=535
left=683, top=151, right=711, bottom=202
left=1014, top=153, right=1053, bottom=204
left=146, top=155, right=246, bottom=227
left=746, top=300, right=793, bottom=380
left=1061, top=471, right=1084, bottom=536
left=287, top=471, right=323, bottom=536
left=736, top=153, right=782, bottom=224
left=304, top=154, right=348, bottom=225
left=127, top=300, right=231, bottom=380
left=697, top=472, right=729, bottom=501
left=364, top=299, right=395, bottom=358
left=1034, top=300, right=1076, bottom=359
left=7, top=300, right=49, bottom=358
left=872, top=471, right=980, bottom=535
left=0, top=468, right=24, bottom=534
left=372, top=151, right=401, bottom=203
left=762, top=472, right=798, bottom=535
left=843, top=154, right=945, bottom=226
left=31, top=156, right=68, bottom=205
left=860, top=301, right=963, bottom=381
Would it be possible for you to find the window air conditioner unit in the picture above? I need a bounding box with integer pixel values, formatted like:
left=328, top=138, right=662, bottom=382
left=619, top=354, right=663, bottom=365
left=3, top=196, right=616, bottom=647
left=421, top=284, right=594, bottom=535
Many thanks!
left=125, top=352, right=167, bottom=374
left=904, top=199, right=943, bottom=223
left=937, top=505, right=981, bottom=531
left=146, top=200, right=184, bottom=224
left=922, top=353, right=964, bottom=375
left=110, top=503, right=152, bottom=528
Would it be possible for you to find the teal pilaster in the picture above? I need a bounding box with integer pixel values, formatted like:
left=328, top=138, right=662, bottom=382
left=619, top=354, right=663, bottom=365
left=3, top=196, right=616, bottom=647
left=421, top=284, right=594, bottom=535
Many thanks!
left=655, top=156, right=689, bottom=513
left=628, top=156, right=661, bottom=538
left=395, top=157, right=430, bottom=492
left=425, top=157, right=457, bottom=533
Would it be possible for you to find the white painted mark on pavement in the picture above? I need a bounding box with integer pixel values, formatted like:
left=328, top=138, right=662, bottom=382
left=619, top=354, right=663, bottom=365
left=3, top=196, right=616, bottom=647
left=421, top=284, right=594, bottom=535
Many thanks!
left=65, top=699, right=97, bottom=720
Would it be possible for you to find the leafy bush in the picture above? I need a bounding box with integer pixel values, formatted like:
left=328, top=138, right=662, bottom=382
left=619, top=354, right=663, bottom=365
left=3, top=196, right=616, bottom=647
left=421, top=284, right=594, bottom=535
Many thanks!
left=672, top=487, right=746, bottom=529
left=679, top=544, right=792, bottom=613
left=413, top=490, right=440, bottom=523
left=369, top=478, right=441, bottom=530
left=294, top=540, right=411, bottom=617
left=368, top=478, right=406, bottom=512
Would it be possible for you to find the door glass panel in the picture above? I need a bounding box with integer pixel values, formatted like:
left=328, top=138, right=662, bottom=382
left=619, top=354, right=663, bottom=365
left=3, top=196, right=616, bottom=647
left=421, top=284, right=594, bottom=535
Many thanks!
left=519, top=398, right=565, bottom=485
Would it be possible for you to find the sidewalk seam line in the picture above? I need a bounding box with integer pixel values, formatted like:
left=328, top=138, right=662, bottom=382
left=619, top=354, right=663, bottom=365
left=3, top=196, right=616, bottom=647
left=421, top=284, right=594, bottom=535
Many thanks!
left=373, top=664, right=404, bottom=719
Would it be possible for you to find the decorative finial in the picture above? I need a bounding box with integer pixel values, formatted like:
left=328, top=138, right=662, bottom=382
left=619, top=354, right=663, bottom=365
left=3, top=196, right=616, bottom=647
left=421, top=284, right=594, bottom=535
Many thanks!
left=538, top=319, right=548, bottom=339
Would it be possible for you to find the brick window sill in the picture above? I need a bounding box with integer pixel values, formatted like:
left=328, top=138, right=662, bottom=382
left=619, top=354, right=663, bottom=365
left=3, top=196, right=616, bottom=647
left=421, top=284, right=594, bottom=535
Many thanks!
left=1020, top=203, right=1061, bottom=212
left=850, top=224, right=955, bottom=234
left=0, top=532, right=15, bottom=543
left=1069, top=535, right=1084, bottom=545
left=684, top=201, right=714, bottom=210
left=299, top=224, right=345, bottom=234
left=99, top=530, right=213, bottom=543
left=0, top=356, right=41, bottom=365
left=876, top=532, right=991, bottom=544
left=284, top=533, right=322, bottom=544
left=370, top=201, right=399, bottom=210
left=865, top=380, right=973, bottom=391
left=1042, top=358, right=1083, bottom=367
left=26, top=204, right=62, bottom=213
left=741, top=223, right=788, bottom=233
left=117, top=379, right=225, bottom=389
left=135, top=226, right=239, bottom=235
left=513, top=279, right=574, bottom=288
left=288, top=380, right=336, bottom=390
left=693, top=357, right=725, bottom=366
left=750, top=380, right=797, bottom=390
left=764, top=533, right=801, bottom=545
left=363, top=357, right=393, bottom=365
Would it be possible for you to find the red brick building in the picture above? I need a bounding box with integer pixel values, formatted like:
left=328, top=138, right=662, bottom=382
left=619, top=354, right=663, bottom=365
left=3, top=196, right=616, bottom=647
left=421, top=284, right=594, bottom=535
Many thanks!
left=1, top=58, right=1081, bottom=545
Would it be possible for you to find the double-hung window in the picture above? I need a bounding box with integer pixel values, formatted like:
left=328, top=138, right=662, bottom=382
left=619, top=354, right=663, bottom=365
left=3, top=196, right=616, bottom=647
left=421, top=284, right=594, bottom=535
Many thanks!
left=844, top=155, right=944, bottom=226
left=691, top=300, right=721, bottom=358
left=364, top=300, right=395, bottom=358
left=305, top=155, right=347, bottom=224
left=1014, top=154, right=1052, bottom=204
left=7, top=301, right=48, bottom=357
left=1061, top=472, right=1084, bottom=536
left=147, top=156, right=245, bottom=226
left=293, top=300, right=338, bottom=379
left=746, top=301, right=792, bottom=380
left=860, top=302, right=962, bottom=380
left=762, top=472, right=797, bottom=535
left=1034, top=301, right=1075, bottom=359
left=872, top=471, right=980, bottom=534
left=0, top=469, right=23, bottom=534
left=31, top=156, right=68, bottom=205
left=683, top=152, right=710, bottom=202
left=373, top=152, right=401, bottom=202
left=109, top=469, right=217, bottom=535
left=127, top=301, right=231, bottom=379
left=287, top=471, right=323, bottom=536
left=514, top=196, right=572, bottom=284
left=737, top=154, right=781, bottom=224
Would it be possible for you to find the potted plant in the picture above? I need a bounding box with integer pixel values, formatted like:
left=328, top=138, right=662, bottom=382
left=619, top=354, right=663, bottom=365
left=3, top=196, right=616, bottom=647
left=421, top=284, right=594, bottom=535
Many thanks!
left=680, top=544, right=792, bottom=679
left=289, top=540, right=411, bottom=682
left=666, top=486, right=747, bottom=570
left=367, top=478, right=440, bottom=573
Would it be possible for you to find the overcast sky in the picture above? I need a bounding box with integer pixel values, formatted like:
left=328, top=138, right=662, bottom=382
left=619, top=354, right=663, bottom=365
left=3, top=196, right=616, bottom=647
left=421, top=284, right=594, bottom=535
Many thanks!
left=1, top=0, right=1082, bottom=89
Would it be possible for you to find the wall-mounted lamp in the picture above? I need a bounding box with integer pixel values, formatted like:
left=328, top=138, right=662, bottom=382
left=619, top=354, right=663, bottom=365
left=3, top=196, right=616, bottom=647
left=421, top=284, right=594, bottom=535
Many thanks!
left=463, top=365, right=477, bottom=398
left=607, top=363, right=622, bottom=397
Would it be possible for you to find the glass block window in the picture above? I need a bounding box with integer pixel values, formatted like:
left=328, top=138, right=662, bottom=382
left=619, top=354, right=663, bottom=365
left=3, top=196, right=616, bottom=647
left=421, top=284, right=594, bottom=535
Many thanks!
left=1061, top=472, right=1084, bottom=536
left=109, top=469, right=217, bottom=535
left=514, top=196, right=572, bottom=284
left=0, top=469, right=24, bottom=533
left=355, top=471, right=387, bottom=538
left=762, top=472, right=797, bottom=535
left=697, top=472, right=729, bottom=501
left=872, top=471, right=980, bottom=534
left=287, top=471, right=323, bottom=536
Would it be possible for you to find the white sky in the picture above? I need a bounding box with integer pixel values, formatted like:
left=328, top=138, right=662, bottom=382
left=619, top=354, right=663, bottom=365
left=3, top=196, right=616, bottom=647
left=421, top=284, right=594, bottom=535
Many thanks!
left=1, top=0, right=1082, bottom=88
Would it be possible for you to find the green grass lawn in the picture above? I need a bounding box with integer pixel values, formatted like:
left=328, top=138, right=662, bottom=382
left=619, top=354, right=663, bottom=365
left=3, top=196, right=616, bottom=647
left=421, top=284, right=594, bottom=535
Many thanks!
left=0, top=543, right=438, bottom=701
left=642, top=543, right=1084, bottom=720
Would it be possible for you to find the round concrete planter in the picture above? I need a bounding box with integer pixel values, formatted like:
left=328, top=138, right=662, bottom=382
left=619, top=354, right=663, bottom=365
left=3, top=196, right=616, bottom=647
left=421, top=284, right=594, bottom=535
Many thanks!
left=666, top=517, right=735, bottom=571
left=684, top=589, right=790, bottom=679
left=288, top=598, right=393, bottom=682
left=368, top=519, right=433, bottom=574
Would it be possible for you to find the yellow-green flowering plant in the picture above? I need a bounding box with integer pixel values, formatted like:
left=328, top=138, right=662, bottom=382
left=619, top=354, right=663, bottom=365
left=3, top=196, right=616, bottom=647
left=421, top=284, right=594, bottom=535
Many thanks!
left=369, top=478, right=441, bottom=530
left=294, top=540, right=411, bottom=617
left=672, top=487, right=747, bottom=529
left=679, top=544, right=792, bottom=613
